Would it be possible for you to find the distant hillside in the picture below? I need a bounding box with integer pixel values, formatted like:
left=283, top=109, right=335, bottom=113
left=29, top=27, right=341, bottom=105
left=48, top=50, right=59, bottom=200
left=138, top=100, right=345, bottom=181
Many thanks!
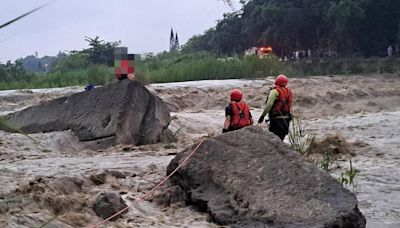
left=17, top=53, right=66, bottom=73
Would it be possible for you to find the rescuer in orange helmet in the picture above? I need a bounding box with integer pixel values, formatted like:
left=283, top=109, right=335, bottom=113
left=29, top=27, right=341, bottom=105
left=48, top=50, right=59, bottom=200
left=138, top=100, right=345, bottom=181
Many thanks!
left=258, top=74, right=293, bottom=140
left=223, top=89, right=253, bottom=133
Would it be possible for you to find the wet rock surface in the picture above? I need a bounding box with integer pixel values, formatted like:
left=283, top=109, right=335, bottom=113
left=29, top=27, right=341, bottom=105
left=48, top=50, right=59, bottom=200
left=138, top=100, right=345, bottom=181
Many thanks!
left=1, top=80, right=172, bottom=146
left=1, top=76, right=399, bottom=227
left=93, top=192, right=128, bottom=221
left=308, top=134, right=356, bottom=157
left=150, top=185, right=185, bottom=207
left=168, top=126, right=366, bottom=228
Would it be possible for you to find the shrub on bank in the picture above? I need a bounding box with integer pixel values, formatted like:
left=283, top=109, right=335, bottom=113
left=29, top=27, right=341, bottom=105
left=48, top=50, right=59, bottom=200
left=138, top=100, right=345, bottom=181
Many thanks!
left=0, top=65, right=113, bottom=90
left=137, top=55, right=290, bottom=83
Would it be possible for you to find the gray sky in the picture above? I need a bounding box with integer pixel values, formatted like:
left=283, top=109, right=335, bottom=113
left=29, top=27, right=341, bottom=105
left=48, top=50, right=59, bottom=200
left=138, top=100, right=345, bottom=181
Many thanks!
left=0, top=0, right=236, bottom=62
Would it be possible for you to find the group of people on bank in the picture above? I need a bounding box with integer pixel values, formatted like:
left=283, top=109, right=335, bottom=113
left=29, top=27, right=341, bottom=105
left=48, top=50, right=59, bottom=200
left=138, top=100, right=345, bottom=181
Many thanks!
left=223, top=74, right=293, bottom=141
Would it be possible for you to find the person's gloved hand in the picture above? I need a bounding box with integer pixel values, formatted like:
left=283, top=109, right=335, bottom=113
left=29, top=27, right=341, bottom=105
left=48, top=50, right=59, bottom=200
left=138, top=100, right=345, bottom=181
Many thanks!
left=258, top=115, right=265, bottom=124
left=222, top=128, right=229, bottom=133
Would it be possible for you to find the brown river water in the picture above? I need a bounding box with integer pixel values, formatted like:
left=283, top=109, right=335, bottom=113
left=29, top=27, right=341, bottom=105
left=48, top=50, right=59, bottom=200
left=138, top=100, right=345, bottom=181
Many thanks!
left=0, top=75, right=399, bottom=227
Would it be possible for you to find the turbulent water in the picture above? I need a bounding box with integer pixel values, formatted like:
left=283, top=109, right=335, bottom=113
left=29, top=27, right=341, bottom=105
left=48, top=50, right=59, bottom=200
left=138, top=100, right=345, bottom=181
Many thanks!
left=1, top=76, right=399, bottom=227
left=306, top=111, right=400, bottom=228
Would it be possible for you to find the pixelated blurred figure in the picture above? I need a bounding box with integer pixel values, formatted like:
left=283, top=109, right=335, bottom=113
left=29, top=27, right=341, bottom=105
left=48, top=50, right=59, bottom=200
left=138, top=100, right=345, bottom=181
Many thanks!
left=114, top=47, right=135, bottom=80
left=127, top=73, right=135, bottom=81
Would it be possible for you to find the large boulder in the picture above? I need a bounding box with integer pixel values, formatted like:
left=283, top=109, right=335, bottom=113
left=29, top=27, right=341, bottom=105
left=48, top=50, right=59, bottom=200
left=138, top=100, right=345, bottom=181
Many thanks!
left=1, top=80, right=171, bottom=146
left=167, top=126, right=366, bottom=228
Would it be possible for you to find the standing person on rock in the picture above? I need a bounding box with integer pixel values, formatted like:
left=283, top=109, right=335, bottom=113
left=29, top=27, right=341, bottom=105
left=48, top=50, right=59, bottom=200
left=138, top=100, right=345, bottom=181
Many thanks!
left=223, top=89, right=253, bottom=133
left=258, top=75, right=293, bottom=140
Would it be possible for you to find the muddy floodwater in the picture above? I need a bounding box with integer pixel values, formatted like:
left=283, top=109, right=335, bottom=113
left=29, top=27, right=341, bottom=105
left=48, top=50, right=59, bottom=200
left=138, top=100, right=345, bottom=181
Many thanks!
left=306, top=111, right=400, bottom=228
left=0, top=75, right=399, bottom=227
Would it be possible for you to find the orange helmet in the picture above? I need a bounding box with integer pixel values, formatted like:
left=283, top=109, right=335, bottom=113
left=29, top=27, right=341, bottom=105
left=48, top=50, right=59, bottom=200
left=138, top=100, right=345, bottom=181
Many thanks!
left=230, top=89, right=243, bottom=102
left=275, top=74, right=288, bottom=87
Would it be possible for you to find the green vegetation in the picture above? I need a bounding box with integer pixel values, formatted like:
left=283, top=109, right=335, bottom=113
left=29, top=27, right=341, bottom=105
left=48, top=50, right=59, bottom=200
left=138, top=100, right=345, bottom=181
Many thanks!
left=339, top=160, right=359, bottom=194
left=288, top=116, right=315, bottom=155
left=320, top=152, right=334, bottom=172
left=319, top=152, right=359, bottom=195
left=117, top=54, right=400, bottom=84
left=320, top=153, right=359, bottom=194
left=184, top=0, right=400, bottom=57
left=0, top=64, right=113, bottom=90
left=2, top=1, right=400, bottom=90
left=2, top=50, right=400, bottom=90
left=136, top=52, right=289, bottom=83
left=288, top=117, right=359, bottom=194
left=17, top=54, right=61, bottom=73
left=292, top=57, right=400, bottom=75
left=0, top=36, right=118, bottom=90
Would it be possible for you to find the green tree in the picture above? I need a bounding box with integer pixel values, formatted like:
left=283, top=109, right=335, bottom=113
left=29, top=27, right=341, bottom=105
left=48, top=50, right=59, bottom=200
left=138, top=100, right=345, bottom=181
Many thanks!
left=326, top=0, right=365, bottom=52
left=52, top=36, right=122, bottom=71
left=0, top=61, right=32, bottom=82
left=52, top=52, right=89, bottom=72
left=83, top=36, right=121, bottom=65
left=184, top=0, right=400, bottom=57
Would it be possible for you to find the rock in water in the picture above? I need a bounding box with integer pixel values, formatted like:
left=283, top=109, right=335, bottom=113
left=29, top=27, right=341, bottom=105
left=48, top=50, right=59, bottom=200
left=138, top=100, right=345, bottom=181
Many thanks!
left=93, top=192, right=128, bottom=220
left=167, top=126, right=366, bottom=228
left=1, top=80, right=171, bottom=146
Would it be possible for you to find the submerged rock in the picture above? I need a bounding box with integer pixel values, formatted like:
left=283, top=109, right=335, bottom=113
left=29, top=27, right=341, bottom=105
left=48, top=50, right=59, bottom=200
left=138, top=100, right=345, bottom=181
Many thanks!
left=167, top=126, right=366, bottom=228
left=308, top=134, right=356, bottom=157
left=93, top=192, right=128, bottom=221
left=1, top=80, right=172, bottom=146
left=150, top=185, right=185, bottom=207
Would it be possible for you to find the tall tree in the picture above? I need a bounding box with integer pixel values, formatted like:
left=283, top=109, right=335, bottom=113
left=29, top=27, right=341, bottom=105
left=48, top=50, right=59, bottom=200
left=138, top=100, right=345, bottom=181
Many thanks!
left=183, top=0, right=400, bottom=57
left=170, top=28, right=176, bottom=52
left=175, top=32, right=180, bottom=51
left=83, top=36, right=120, bottom=65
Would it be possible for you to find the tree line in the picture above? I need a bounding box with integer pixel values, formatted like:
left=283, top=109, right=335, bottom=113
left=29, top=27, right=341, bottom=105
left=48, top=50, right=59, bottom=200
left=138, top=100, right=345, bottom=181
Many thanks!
left=0, top=61, right=32, bottom=83
left=0, top=36, right=119, bottom=84
left=183, top=0, right=400, bottom=57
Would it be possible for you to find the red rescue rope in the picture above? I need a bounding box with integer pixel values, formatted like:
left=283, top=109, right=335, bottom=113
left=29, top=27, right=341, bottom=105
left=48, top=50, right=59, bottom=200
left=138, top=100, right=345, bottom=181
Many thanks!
left=89, top=138, right=206, bottom=227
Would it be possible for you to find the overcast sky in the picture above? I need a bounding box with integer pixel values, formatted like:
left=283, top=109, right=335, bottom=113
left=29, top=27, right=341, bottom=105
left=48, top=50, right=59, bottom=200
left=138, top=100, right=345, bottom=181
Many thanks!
left=0, top=0, right=237, bottom=62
